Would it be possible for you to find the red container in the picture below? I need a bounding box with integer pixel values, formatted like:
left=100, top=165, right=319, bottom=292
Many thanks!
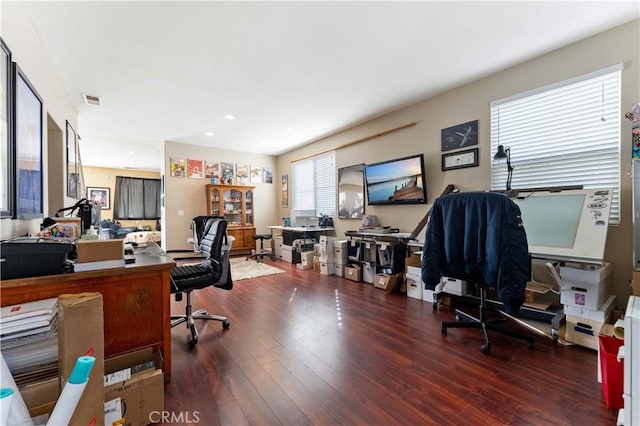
left=598, top=335, right=624, bottom=409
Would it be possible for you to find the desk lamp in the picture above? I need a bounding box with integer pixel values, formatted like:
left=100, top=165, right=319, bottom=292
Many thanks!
left=493, top=145, right=513, bottom=192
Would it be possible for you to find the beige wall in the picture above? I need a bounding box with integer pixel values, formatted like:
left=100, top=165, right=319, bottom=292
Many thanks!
left=0, top=2, right=78, bottom=239
left=83, top=166, right=160, bottom=229
left=277, top=19, right=640, bottom=306
left=162, top=141, right=278, bottom=250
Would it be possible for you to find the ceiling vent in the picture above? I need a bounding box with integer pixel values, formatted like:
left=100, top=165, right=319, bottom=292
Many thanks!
left=82, top=93, right=101, bottom=106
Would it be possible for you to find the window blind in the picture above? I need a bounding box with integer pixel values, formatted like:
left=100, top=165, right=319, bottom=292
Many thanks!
left=292, top=151, right=336, bottom=218
left=490, top=65, right=621, bottom=224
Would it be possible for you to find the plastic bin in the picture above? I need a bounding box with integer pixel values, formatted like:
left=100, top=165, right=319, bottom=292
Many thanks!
left=598, top=335, right=624, bottom=409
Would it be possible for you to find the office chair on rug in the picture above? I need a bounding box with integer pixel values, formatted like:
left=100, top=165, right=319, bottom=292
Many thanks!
left=170, top=217, right=233, bottom=347
left=422, top=191, right=535, bottom=354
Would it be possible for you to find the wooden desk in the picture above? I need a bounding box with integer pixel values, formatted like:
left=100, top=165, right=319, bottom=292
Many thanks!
left=0, top=243, right=176, bottom=382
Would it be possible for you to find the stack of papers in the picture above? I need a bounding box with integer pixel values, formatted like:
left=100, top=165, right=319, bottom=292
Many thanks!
left=0, top=298, right=58, bottom=386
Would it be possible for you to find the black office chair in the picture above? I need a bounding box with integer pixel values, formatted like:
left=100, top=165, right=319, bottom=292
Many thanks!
left=246, top=234, right=276, bottom=262
left=170, top=217, right=233, bottom=347
left=422, top=192, right=535, bottom=354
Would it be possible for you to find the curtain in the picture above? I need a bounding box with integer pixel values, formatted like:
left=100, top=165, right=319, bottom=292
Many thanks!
left=114, top=176, right=160, bottom=220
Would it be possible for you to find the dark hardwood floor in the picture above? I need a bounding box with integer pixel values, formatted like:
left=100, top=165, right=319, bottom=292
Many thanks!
left=163, top=259, right=618, bottom=425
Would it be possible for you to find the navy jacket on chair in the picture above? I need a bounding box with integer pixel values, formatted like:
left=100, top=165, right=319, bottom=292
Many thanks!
left=421, top=191, right=530, bottom=314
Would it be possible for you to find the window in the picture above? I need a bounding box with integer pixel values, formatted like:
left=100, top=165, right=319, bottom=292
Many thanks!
left=291, top=151, right=336, bottom=218
left=491, top=65, right=621, bottom=224
left=113, top=176, right=161, bottom=220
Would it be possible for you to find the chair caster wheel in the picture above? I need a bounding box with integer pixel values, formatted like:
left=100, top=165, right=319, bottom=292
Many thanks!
left=441, top=327, right=447, bottom=335
left=527, top=341, right=535, bottom=350
left=455, top=315, right=461, bottom=322
left=188, top=337, right=198, bottom=348
left=223, top=320, right=230, bottom=330
left=480, top=343, right=490, bottom=354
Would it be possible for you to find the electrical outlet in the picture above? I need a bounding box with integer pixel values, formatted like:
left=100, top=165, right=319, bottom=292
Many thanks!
left=178, top=210, right=184, bottom=216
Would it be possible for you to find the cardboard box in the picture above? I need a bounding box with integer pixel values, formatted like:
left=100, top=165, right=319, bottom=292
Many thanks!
left=58, top=293, right=105, bottom=426
left=104, top=348, right=164, bottom=426
left=333, top=263, right=344, bottom=277
left=405, top=273, right=422, bottom=300
left=560, top=277, right=608, bottom=310
left=19, top=377, right=60, bottom=418
left=319, top=260, right=334, bottom=275
left=297, top=263, right=312, bottom=270
left=345, top=264, right=361, bottom=282
left=441, top=276, right=468, bottom=296
left=423, top=288, right=436, bottom=303
left=632, top=270, right=640, bottom=296
left=564, top=294, right=616, bottom=322
left=560, top=262, right=612, bottom=284
left=559, top=263, right=611, bottom=310
left=313, top=256, right=320, bottom=272
left=301, top=251, right=314, bottom=266
left=76, top=239, right=123, bottom=263
left=374, top=273, right=403, bottom=292
left=405, top=256, right=421, bottom=269
left=282, top=245, right=293, bottom=263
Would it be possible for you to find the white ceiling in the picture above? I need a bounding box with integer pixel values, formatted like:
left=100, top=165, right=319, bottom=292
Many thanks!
left=24, top=1, right=640, bottom=172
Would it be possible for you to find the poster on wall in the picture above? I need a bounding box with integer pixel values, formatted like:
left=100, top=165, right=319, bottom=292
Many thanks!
left=187, top=159, right=203, bottom=179
left=205, top=160, right=219, bottom=182
left=250, top=166, right=262, bottom=183
left=441, top=120, right=478, bottom=152
left=236, top=163, right=248, bottom=185
left=221, top=162, right=234, bottom=185
left=282, top=174, right=288, bottom=208
left=170, top=157, right=186, bottom=178
left=263, top=167, right=273, bottom=184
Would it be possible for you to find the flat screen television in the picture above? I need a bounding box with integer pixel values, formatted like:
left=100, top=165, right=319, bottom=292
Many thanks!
left=364, top=154, right=427, bottom=205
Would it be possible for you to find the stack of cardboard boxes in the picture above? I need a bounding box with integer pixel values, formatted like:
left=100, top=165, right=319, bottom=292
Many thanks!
left=561, top=262, right=617, bottom=350
left=333, top=240, right=348, bottom=277
left=317, top=236, right=335, bottom=275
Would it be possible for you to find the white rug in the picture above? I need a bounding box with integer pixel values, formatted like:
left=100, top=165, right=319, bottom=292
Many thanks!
left=230, top=257, right=285, bottom=281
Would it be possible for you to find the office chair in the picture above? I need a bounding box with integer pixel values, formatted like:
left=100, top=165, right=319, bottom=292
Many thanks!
left=170, top=217, right=233, bottom=347
left=422, top=191, right=535, bottom=354
left=246, top=233, right=276, bottom=262
left=187, top=215, right=224, bottom=252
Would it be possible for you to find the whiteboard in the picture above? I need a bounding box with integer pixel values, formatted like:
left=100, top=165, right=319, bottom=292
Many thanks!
left=513, top=188, right=611, bottom=264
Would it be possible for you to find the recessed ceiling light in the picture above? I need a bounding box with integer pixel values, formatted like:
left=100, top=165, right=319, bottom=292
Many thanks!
left=224, top=114, right=236, bottom=120
left=205, top=132, right=214, bottom=137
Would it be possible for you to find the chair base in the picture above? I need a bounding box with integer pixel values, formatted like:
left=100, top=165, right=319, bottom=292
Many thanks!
left=441, top=286, right=535, bottom=354
left=246, top=249, right=276, bottom=263
left=171, top=291, right=230, bottom=348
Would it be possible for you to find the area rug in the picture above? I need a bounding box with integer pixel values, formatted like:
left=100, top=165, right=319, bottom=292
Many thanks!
left=230, top=257, right=285, bottom=281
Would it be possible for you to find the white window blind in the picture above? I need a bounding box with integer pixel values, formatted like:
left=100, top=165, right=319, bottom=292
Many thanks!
left=292, top=151, right=336, bottom=218
left=490, top=65, right=621, bottom=224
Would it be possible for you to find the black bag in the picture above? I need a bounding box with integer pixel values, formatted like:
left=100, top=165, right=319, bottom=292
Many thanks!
left=55, top=198, right=94, bottom=232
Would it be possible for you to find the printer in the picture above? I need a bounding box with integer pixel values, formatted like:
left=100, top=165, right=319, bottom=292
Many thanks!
left=1, top=238, right=74, bottom=280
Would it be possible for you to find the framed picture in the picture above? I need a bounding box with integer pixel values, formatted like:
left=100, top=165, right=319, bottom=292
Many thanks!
left=236, top=163, right=248, bottom=185
left=170, top=157, right=185, bottom=177
left=441, top=148, right=479, bottom=171
left=1, top=38, right=14, bottom=218
left=87, top=186, right=110, bottom=210
left=187, top=159, right=203, bottom=179
left=205, top=160, right=219, bottom=181
left=441, top=120, right=478, bottom=152
left=221, top=162, right=234, bottom=185
left=282, top=174, right=288, bottom=208
left=14, top=63, right=43, bottom=219
left=66, top=120, right=78, bottom=198
left=250, top=165, right=262, bottom=183
left=262, top=167, right=273, bottom=184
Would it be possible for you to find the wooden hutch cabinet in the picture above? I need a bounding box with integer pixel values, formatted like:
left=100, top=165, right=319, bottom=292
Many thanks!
left=205, top=184, right=256, bottom=253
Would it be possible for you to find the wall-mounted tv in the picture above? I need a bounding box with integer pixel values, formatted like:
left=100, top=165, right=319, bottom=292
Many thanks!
left=364, top=154, right=427, bottom=205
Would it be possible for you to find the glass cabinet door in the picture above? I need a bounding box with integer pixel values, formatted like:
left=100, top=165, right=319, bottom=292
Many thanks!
left=210, top=188, right=220, bottom=216
left=245, top=189, right=253, bottom=226
left=224, top=188, right=243, bottom=226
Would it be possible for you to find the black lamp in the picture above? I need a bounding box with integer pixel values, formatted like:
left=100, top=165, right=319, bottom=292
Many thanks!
left=493, top=145, right=513, bottom=192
